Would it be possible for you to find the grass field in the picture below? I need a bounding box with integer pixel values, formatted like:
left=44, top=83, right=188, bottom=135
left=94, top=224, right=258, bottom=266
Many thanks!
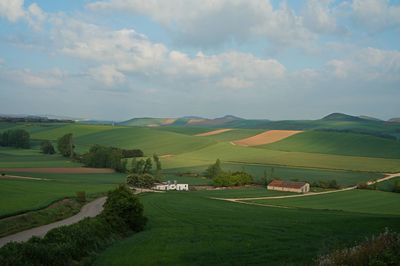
left=74, top=127, right=216, bottom=155
left=0, top=147, right=81, bottom=168
left=165, top=142, right=400, bottom=172
left=163, top=163, right=382, bottom=186
left=247, top=189, right=400, bottom=215
left=94, top=190, right=400, bottom=265
left=0, top=172, right=125, bottom=217
left=262, top=131, right=400, bottom=159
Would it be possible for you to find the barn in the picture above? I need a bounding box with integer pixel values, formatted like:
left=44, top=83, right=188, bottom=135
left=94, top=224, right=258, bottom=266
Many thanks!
left=267, top=180, right=310, bottom=193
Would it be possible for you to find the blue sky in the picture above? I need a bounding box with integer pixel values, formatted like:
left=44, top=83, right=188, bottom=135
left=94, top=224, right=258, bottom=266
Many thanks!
left=0, top=0, right=399, bottom=121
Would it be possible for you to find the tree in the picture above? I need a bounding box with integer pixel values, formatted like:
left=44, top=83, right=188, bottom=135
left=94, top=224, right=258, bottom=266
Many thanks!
left=143, top=158, right=153, bottom=173
left=40, top=140, right=55, bottom=154
left=126, top=173, right=158, bottom=189
left=213, top=171, right=254, bottom=187
left=135, top=159, right=146, bottom=174
left=153, top=154, right=162, bottom=175
left=204, top=159, right=222, bottom=179
left=57, top=133, right=74, bottom=158
left=0, top=129, right=30, bottom=148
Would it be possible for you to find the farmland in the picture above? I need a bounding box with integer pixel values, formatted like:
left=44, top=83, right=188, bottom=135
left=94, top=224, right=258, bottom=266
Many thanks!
left=1, top=120, right=400, bottom=265
left=94, top=190, right=400, bottom=265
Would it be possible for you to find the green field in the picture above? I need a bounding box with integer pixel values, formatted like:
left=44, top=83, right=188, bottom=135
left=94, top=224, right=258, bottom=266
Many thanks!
left=164, top=163, right=382, bottom=186
left=94, top=190, right=400, bottom=265
left=0, top=147, right=81, bottom=168
left=262, top=131, right=400, bottom=159
left=198, top=128, right=265, bottom=141
left=165, top=142, right=400, bottom=172
left=247, top=189, right=400, bottom=216
left=0, top=171, right=126, bottom=217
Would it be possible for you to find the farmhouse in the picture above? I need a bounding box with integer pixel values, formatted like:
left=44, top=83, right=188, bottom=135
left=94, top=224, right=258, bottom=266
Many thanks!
left=267, top=180, right=310, bottom=193
left=153, top=181, right=189, bottom=191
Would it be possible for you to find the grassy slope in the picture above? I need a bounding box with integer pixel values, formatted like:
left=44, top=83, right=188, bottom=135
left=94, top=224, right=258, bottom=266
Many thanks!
left=94, top=190, right=400, bottom=265
left=31, top=124, right=118, bottom=140
left=249, top=190, right=400, bottom=215
left=0, top=172, right=125, bottom=217
left=167, top=142, right=400, bottom=172
left=261, top=131, right=400, bottom=159
left=74, top=127, right=216, bottom=155
left=154, top=126, right=216, bottom=135
left=0, top=147, right=81, bottom=168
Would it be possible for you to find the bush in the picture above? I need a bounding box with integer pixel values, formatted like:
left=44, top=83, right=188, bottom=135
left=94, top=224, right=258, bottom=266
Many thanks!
left=0, top=185, right=146, bottom=266
left=213, top=171, right=254, bottom=187
left=40, top=140, right=55, bottom=154
left=121, top=149, right=144, bottom=158
left=126, top=173, right=159, bottom=188
left=82, top=145, right=126, bottom=172
left=315, top=229, right=400, bottom=266
left=204, top=159, right=222, bottom=179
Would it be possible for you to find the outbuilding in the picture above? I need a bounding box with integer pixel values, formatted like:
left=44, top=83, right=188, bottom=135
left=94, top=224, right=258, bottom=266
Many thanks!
left=152, top=181, right=189, bottom=191
left=267, top=180, right=310, bottom=193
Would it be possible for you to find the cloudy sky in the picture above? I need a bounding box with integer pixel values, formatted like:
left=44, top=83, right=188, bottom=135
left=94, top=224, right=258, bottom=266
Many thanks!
left=0, top=0, right=399, bottom=120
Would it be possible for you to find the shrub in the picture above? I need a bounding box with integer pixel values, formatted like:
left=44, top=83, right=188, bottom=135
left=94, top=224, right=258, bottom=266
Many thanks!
left=126, top=173, right=159, bottom=188
left=40, top=140, right=55, bottom=154
left=315, top=229, right=400, bottom=266
left=204, top=159, right=222, bottom=179
left=213, top=171, right=254, bottom=187
left=0, top=185, right=146, bottom=266
left=121, top=149, right=144, bottom=158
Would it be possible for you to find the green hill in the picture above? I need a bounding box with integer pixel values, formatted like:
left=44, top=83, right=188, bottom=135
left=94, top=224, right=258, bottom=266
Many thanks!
left=261, top=131, right=400, bottom=159
left=74, top=127, right=215, bottom=155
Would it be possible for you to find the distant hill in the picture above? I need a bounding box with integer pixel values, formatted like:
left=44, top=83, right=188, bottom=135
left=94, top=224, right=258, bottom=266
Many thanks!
left=321, top=113, right=367, bottom=122
left=118, top=117, right=176, bottom=127
left=388, top=118, right=400, bottom=123
left=359, top=115, right=382, bottom=121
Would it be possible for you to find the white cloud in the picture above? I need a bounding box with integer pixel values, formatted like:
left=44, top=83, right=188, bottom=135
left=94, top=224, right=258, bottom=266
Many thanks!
left=2, top=68, right=63, bottom=88
left=326, top=47, right=400, bottom=80
left=0, top=0, right=25, bottom=22
left=351, top=0, right=400, bottom=31
left=87, top=0, right=316, bottom=48
left=88, top=65, right=126, bottom=86
left=302, top=0, right=342, bottom=34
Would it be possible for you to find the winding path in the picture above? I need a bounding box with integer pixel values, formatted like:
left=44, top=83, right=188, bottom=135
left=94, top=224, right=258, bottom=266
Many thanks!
left=0, top=197, right=106, bottom=248
left=212, top=173, right=400, bottom=203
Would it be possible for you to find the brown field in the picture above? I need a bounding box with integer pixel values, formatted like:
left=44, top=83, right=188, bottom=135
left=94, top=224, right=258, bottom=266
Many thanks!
left=0, top=167, right=115, bottom=174
left=161, top=118, right=176, bottom=125
left=195, top=128, right=233, bottom=137
left=232, top=130, right=303, bottom=146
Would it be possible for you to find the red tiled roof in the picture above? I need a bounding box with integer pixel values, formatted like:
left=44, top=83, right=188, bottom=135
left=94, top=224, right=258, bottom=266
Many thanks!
left=268, top=180, right=307, bottom=189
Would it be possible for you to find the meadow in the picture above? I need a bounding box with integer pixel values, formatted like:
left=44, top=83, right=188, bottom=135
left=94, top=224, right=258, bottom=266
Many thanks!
left=262, top=131, right=400, bottom=159
left=94, top=190, right=400, bottom=265
left=246, top=189, right=400, bottom=216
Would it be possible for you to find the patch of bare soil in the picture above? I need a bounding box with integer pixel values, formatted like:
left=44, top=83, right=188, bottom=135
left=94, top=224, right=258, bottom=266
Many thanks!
left=232, top=130, right=303, bottom=146
left=195, top=128, right=233, bottom=137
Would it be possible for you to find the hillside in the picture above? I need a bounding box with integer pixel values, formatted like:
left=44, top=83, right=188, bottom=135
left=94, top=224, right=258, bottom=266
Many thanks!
left=261, top=131, right=400, bottom=159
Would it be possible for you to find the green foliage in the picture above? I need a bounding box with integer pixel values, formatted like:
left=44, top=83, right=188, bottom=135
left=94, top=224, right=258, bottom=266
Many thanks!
left=204, top=159, right=222, bottom=179
left=316, top=229, right=400, bottom=266
left=102, top=185, right=147, bottom=231
left=81, top=145, right=126, bottom=172
left=126, top=173, right=158, bottom=188
left=153, top=154, right=162, bottom=175
left=40, top=140, right=55, bottom=154
left=121, top=149, right=144, bottom=158
left=0, top=185, right=147, bottom=266
left=0, top=129, right=30, bottom=148
left=311, top=179, right=340, bottom=189
left=213, top=171, right=254, bottom=187
left=143, top=158, right=153, bottom=173
left=57, top=133, right=74, bottom=157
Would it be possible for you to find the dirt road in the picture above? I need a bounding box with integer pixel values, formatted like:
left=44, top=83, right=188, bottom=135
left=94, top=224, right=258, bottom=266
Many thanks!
left=213, top=173, right=400, bottom=203
left=0, top=197, right=106, bottom=248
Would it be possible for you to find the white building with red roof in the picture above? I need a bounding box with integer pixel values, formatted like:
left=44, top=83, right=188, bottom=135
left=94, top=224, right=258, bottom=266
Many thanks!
left=267, top=180, right=310, bottom=193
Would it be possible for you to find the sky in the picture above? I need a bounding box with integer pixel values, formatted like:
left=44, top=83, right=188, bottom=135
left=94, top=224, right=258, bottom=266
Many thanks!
left=0, top=0, right=399, bottom=121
